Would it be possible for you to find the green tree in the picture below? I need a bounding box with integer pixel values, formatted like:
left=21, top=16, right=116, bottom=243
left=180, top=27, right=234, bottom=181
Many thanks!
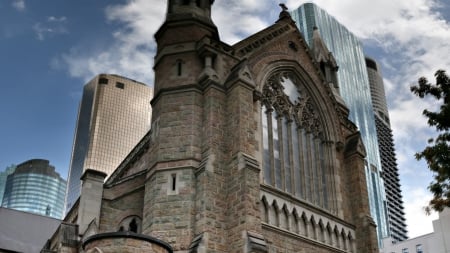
left=410, top=69, right=450, bottom=212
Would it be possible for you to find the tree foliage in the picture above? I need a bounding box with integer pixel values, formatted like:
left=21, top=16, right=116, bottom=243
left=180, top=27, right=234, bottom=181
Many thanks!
left=410, top=69, right=450, bottom=212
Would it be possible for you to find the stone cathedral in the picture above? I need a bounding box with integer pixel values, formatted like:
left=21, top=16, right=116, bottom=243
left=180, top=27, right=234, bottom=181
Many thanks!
left=42, top=1, right=379, bottom=252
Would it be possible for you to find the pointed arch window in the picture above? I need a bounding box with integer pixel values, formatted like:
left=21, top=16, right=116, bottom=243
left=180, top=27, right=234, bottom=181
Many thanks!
left=261, top=71, right=331, bottom=210
left=117, top=216, right=142, bottom=234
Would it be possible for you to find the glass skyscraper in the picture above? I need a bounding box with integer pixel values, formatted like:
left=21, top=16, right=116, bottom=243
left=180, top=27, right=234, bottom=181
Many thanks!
left=366, top=57, right=408, bottom=242
left=291, top=3, right=389, bottom=242
left=65, top=74, right=153, bottom=212
left=0, top=165, right=16, bottom=204
left=1, top=159, right=66, bottom=219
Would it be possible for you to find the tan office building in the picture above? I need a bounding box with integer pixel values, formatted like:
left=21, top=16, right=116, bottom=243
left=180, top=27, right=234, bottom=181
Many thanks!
left=65, top=74, right=152, bottom=212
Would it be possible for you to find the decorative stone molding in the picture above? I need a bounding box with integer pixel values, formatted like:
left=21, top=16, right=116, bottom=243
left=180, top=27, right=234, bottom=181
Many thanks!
left=235, top=25, right=291, bottom=57
left=344, top=132, right=366, bottom=158
left=82, top=219, right=99, bottom=242
left=81, top=169, right=107, bottom=183
left=237, top=152, right=260, bottom=172
left=246, top=231, right=268, bottom=253
left=260, top=191, right=356, bottom=252
left=188, top=233, right=204, bottom=253
left=225, top=61, right=257, bottom=91
left=82, top=232, right=173, bottom=253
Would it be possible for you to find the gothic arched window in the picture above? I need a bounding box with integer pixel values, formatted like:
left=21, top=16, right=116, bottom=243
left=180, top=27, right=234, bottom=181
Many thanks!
left=261, top=71, right=331, bottom=210
left=118, top=216, right=142, bottom=234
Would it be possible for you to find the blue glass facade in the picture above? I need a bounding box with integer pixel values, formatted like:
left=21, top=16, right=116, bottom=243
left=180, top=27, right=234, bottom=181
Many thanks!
left=291, top=3, right=389, bottom=242
left=2, top=159, right=66, bottom=219
left=0, top=165, right=16, bottom=204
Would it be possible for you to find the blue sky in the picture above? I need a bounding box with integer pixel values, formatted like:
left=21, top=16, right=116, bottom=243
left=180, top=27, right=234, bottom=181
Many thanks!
left=0, top=0, right=120, bottom=177
left=1, top=0, right=449, bottom=238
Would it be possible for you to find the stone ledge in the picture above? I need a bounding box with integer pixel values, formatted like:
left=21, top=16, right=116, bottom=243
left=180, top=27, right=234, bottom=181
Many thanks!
left=82, top=232, right=173, bottom=253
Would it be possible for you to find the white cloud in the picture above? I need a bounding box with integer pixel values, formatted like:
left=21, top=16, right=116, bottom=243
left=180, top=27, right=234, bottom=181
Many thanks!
left=11, top=0, right=25, bottom=11
left=48, top=16, right=67, bottom=22
left=33, top=16, right=68, bottom=41
left=402, top=186, right=438, bottom=238
left=62, top=0, right=165, bottom=85
left=213, top=0, right=275, bottom=44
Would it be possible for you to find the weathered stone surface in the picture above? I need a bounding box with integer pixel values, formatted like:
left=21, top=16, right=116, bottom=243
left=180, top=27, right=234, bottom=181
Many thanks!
left=43, top=2, right=378, bottom=253
left=82, top=232, right=172, bottom=253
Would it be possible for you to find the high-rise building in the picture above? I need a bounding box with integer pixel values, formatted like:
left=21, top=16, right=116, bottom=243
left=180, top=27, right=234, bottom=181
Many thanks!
left=366, top=57, right=408, bottom=242
left=65, top=74, right=153, bottom=212
left=0, top=165, right=16, bottom=204
left=291, top=3, right=389, bottom=242
left=1, top=159, right=66, bottom=219
left=43, top=2, right=379, bottom=252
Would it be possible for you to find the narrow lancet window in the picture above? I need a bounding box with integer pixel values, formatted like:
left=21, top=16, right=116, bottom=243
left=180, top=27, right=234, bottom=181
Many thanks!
left=177, top=60, right=183, bottom=76
left=272, top=111, right=282, bottom=189
left=262, top=105, right=272, bottom=185
left=171, top=173, right=177, bottom=191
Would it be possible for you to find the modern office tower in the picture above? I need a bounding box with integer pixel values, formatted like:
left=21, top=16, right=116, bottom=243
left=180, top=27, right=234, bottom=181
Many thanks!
left=366, top=57, right=408, bottom=242
left=291, top=3, right=389, bottom=242
left=65, top=74, right=152, bottom=212
left=1, top=159, right=66, bottom=219
left=0, top=165, right=16, bottom=204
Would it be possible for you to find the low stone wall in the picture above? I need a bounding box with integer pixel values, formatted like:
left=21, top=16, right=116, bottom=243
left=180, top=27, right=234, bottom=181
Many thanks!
left=82, top=232, right=172, bottom=253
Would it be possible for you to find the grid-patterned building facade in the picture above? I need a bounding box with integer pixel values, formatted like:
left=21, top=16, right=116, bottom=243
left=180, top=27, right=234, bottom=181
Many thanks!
left=291, top=3, right=389, bottom=242
left=366, top=57, right=408, bottom=242
left=0, top=165, right=16, bottom=204
left=1, top=159, right=66, bottom=219
left=65, top=74, right=153, bottom=211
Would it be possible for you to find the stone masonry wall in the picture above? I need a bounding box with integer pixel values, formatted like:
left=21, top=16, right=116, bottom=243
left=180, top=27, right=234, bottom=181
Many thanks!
left=193, top=85, right=228, bottom=251
left=99, top=181, right=145, bottom=233
left=83, top=236, right=171, bottom=253
left=344, top=147, right=379, bottom=253
left=143, top=167, right=196, bottom=250
left=262, top=228, right=341, bottom=253
left=150, top=90, right=203, bottom=163
left=153, top=52, right=203, bottom=94
left=223, top=81, right=263, bottom=252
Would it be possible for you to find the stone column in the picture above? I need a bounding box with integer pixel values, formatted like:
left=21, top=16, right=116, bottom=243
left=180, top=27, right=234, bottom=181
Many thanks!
left=77, top=169, right=107, bottom=236
left=344, top=133, right=378, bottom=253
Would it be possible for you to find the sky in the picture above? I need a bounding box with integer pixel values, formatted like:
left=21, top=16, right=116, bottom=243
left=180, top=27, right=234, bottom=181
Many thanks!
left=0, top=0, right=449, bottom=239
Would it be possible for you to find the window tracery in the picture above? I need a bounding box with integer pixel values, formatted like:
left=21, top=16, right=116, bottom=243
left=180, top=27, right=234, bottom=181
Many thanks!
left=261, top=71, right=331, bottom=210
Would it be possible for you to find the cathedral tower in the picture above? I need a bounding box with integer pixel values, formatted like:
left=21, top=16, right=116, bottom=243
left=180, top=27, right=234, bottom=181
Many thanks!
left=43, top=2, right=379, bottom=253
left=143, top=0, right=241, bottom=250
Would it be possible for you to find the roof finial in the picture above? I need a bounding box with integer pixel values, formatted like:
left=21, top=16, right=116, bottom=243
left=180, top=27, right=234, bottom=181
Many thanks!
left=279, top=3, right=288, bottom=11
left=278, top=3, right=291, bottom=20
